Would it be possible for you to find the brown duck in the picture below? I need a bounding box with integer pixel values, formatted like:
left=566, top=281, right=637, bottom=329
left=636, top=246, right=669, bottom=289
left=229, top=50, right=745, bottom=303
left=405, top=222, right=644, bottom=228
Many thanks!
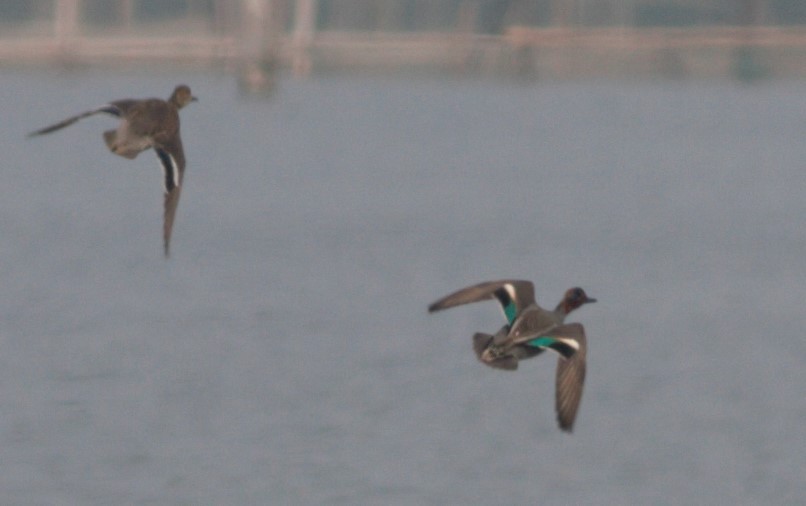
left=29, top=85, right=197, bottom=257
left=429, top=280, right=596, bottom=432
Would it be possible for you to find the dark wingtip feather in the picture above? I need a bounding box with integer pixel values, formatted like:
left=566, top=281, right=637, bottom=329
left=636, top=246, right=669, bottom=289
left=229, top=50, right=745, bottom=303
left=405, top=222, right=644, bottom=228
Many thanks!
left=27, top=105, right=121, bottom=138
left=558, top=409, right=576, bottom=432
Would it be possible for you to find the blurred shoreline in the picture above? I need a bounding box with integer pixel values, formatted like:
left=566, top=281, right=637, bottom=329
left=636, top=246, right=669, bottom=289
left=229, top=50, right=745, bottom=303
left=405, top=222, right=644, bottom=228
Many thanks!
left=2, top=1, right=805, bottom=84
left=3, top=25, right=805, bottom=82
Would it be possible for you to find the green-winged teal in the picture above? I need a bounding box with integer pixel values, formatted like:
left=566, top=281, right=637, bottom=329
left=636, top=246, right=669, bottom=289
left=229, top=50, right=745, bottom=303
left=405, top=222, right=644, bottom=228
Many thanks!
left=29, top=85, right=197, bottom=257
left=429, top=280, right=596, bottom=432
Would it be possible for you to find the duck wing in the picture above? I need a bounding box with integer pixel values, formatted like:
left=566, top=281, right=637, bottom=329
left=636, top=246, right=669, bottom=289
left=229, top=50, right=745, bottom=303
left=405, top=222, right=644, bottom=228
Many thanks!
left=155, top=134, right=185, bottom=258
left=552, top=323, right=587, bottom=432
left=27, top=103, right=126, bottom=137
left=428, top=280, right=535, bottom=324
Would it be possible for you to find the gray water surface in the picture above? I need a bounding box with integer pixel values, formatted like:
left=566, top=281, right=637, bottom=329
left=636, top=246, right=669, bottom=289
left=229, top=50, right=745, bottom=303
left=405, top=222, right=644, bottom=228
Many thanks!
left=1, top=71, right=805, bottom=504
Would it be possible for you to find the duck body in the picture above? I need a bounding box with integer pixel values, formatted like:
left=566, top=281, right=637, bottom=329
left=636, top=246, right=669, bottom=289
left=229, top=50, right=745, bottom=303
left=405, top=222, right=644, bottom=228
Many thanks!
left=102, top=98, right=182, bottom=160
left=29, top=85, right=196, bottom=257
left=429, top=279, right=595, bottom=431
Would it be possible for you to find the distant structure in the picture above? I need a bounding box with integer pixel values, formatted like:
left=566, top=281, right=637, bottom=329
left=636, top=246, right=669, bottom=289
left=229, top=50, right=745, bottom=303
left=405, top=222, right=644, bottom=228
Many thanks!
left=1, top=0, right=805, bottom=81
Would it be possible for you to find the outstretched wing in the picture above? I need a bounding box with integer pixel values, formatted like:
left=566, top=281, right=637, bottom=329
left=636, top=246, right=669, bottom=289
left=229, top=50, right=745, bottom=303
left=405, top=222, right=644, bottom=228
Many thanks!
left=553, top=323, right=587, bottom=432
left=163, top=185, right=182, bottom=258
left=155, top=135, right=186, bottom=258
left=27, top=104, right=124, bottom=137
left=428, top=280, right=535, bottom=324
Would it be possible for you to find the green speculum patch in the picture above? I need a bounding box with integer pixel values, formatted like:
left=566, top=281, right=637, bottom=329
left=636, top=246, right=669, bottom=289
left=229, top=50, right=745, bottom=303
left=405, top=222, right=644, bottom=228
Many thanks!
left=503, top=302, right=518, bottom=324
left=525, top=336, right=555, bottom=348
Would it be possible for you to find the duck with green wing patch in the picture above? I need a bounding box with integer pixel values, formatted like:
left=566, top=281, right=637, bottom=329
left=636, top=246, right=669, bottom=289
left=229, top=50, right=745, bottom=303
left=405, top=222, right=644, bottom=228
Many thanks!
left=429, top=280, right=595, bottom=432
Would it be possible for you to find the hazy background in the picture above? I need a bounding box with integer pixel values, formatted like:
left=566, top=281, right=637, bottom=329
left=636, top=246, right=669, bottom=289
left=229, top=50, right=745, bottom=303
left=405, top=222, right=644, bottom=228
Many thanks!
left=3, top=0, right=806, bottom=30
left=1, top=1, right=805, bottom=505
left=3, top=0, right=806, bottom=82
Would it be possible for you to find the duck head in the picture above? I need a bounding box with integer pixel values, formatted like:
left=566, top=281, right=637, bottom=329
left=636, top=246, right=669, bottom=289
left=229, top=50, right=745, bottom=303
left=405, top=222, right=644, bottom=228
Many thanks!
left=170, top=85, right=198, bottom=109
left=556, top=287, right=596, bottom=315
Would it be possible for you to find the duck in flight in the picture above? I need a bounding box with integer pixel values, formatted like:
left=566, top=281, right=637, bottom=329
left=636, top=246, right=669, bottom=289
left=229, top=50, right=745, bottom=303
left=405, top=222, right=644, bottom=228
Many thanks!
left=29, top=84, right=197, bottom=257
left=429, top=279, right=596, bottom=432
